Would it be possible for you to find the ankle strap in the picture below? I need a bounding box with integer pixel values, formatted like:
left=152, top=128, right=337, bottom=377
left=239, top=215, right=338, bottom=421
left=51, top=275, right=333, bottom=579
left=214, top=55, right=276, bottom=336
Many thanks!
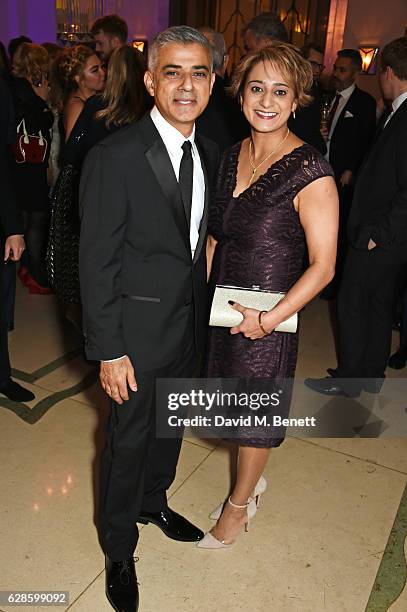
left=228, top=495, right=252, bottom=509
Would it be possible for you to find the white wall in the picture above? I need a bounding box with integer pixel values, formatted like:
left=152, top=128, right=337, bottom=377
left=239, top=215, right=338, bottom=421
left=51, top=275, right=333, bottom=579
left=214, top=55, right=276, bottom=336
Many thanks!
left=342, top=0, right=407, bottom=99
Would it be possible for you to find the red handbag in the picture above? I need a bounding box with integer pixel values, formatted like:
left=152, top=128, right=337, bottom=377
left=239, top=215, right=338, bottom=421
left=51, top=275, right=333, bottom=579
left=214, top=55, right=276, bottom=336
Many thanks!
left=11, top=119, right=48, bottom=164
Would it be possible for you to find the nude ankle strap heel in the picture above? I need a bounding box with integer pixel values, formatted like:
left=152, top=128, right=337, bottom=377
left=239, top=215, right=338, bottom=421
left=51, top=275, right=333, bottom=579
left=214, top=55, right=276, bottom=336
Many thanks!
left=227, top=496, right=250, bottom=509
left=209, top=475, right=268, bottom=521
left=228, top=496, right=252, bottom=532
left=197, top=496, right=257, bottom=549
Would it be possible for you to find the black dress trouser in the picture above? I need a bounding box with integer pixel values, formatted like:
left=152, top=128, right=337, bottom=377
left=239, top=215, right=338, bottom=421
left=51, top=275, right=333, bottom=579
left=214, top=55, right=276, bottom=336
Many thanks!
left=0, top=260, right=11, bottom=384
left=337, top=245, right=401, bottom=388
left=98, top=315, right=196, bottom=561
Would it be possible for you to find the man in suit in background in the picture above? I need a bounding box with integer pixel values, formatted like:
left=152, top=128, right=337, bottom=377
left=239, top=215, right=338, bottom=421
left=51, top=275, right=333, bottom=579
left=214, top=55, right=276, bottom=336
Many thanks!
left=289, top=43, right=327, bottom=154
left=90, top=14, right=128, bottom=62
left=0, top=78, right=34, bottom=402
left=80, top=26, right=217, bottom=611
left=306, top=37, right=407, bottom=397
left=322, top=49, right=376, bottom=298
left=197, top=27, right=236, bottom=151
left=242, top=11, right=288, bottom=52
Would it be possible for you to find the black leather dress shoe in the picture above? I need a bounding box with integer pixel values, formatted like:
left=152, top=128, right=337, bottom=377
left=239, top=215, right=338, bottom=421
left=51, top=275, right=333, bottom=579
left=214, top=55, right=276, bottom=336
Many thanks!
left=304, top=377, right=360, bottom=398
left=137, top=508, right=204, bottom=542
left=0, top=379, right=35, bottom=402
left=105, top=556, right=139, bottom=612
left=388, top=351, right=407, bottom=370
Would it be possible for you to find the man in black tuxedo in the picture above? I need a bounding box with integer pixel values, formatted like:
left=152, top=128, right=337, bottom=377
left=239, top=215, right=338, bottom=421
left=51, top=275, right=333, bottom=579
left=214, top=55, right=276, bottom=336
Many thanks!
left=0, top=77, right=34, bottom=402
left=79, top=27, right=217, bottom=611
left=322, top=49, right=376, bottom=297
left=306, top=37, right=407, bottom=398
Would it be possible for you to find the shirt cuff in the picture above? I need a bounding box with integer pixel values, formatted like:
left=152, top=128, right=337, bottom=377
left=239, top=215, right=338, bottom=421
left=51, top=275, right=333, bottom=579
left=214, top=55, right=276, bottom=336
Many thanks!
left=101, top=355, right=127, bottom=363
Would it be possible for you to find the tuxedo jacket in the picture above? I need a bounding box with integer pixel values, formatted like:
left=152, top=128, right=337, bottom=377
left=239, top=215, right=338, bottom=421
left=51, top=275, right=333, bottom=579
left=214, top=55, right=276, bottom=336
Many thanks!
left=328, top=85, right=376, bottom=181
left=0, top=77, right=22, bottom=247
left=348, top=99, right=407, bottom=260
left=79, top=113, right=219, bottom=370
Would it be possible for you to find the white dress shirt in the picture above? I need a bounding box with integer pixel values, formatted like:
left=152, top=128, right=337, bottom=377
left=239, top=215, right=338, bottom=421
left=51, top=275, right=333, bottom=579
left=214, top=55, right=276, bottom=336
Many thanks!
left=326, top=82, right=356, bottom=159
left=384, top=90, right=407, bottom=128
left=103, top=106, right=206, bottom=363
left=150, top=105, right=205, bottom=258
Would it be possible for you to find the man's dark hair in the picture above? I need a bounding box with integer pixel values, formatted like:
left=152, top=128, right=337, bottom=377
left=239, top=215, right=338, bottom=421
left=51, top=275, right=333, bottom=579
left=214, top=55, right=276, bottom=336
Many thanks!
left=90, top=14, right=128, bottom=43
left=337, top=48, right=362, bottom=71
left=243, top=12, right=288, bottom=44
left=301, top=43, right=324, bottom=59
left=381, top=37, right=407, bottom=81
left=8, top=35, right=32, bottom=61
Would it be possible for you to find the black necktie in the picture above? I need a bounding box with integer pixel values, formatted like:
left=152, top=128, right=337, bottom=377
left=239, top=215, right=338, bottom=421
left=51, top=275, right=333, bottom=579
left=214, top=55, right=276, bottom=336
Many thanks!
left=327, top=93, right=342, bottom=132
left=179, top=141, right=193, bottom=227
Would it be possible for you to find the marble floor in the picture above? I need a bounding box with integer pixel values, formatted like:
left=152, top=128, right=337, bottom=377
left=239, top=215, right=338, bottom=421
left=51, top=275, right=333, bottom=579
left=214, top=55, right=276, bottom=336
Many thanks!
left=1, top=284, right=406, bottom=612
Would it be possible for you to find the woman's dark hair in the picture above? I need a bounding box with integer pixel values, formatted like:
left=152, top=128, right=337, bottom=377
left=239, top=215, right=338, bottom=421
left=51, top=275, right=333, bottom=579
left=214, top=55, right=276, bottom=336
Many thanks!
left=96, top=46, right=146, bottom=127
left=41, top=42, right=62, bottom=61
left=8, top=35, right=32, bottom=61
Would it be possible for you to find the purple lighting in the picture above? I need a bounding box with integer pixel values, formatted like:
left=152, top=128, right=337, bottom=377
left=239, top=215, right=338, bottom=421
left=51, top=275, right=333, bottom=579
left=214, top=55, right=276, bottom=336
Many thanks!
left=0, top=0, right=57, bottom=45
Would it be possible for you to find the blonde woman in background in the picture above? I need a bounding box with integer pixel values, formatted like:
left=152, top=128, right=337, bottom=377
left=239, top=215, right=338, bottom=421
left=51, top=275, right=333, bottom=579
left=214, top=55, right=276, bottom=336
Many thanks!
left=47, top=46, right=147, bottom=330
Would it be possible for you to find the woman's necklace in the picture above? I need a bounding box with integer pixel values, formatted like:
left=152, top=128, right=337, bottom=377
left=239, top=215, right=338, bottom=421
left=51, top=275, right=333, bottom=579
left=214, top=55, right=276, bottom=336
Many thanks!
left=247, top=128, right=290, bottom=187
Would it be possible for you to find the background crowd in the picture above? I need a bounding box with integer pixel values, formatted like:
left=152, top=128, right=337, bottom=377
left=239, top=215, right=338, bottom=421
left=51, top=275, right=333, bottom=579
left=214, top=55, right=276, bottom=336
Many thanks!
left=0, top=11, right=406, bottom=398
left=1, top=11, right=407, bottom=612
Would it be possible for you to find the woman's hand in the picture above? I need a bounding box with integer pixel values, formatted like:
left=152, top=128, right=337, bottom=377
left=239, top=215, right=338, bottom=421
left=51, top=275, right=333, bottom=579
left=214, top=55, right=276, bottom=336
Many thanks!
left=229, top=302, right=273, bottom=339
left=4, top=235, right=25, bottom=262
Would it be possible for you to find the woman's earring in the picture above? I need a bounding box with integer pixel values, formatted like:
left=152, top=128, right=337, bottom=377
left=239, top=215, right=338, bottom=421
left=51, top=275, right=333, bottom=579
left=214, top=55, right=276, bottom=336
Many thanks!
left=239, top=96, right=243, bottom=111
left=292, top=109, right=296, bottom=119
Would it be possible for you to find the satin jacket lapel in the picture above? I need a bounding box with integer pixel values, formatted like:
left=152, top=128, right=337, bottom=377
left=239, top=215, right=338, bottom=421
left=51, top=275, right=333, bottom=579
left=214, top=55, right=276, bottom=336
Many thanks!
left=138, top=115, right=190, bottom=255
left=193, top=137, right=210, bottom=265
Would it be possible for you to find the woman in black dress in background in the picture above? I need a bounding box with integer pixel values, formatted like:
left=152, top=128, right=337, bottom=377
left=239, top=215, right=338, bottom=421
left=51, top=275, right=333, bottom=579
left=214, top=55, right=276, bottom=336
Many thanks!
left=199, top=43, right=339, bottom=548
left=9, top=43, right=53, bottom=292
left=47, top=46, right=147, bottom=327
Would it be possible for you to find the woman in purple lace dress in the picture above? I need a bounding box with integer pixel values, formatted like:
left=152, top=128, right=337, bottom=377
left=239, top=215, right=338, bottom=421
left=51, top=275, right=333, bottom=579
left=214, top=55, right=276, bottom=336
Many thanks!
left=199, top=43, right=338, bottom=549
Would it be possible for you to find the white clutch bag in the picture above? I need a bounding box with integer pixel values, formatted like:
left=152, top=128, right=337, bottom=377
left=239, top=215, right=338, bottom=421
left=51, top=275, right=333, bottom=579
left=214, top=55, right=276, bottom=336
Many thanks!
left=209, top=285, right=298, bottom=333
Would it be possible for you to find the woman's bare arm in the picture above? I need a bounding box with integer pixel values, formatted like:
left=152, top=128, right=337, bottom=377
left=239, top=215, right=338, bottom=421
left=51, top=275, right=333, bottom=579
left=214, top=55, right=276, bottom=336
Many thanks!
left=206, top=234, right=218, bottom=282
left=64, top=97, right=84, bottom=141
left=231, top=175, right=339, bottom=338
